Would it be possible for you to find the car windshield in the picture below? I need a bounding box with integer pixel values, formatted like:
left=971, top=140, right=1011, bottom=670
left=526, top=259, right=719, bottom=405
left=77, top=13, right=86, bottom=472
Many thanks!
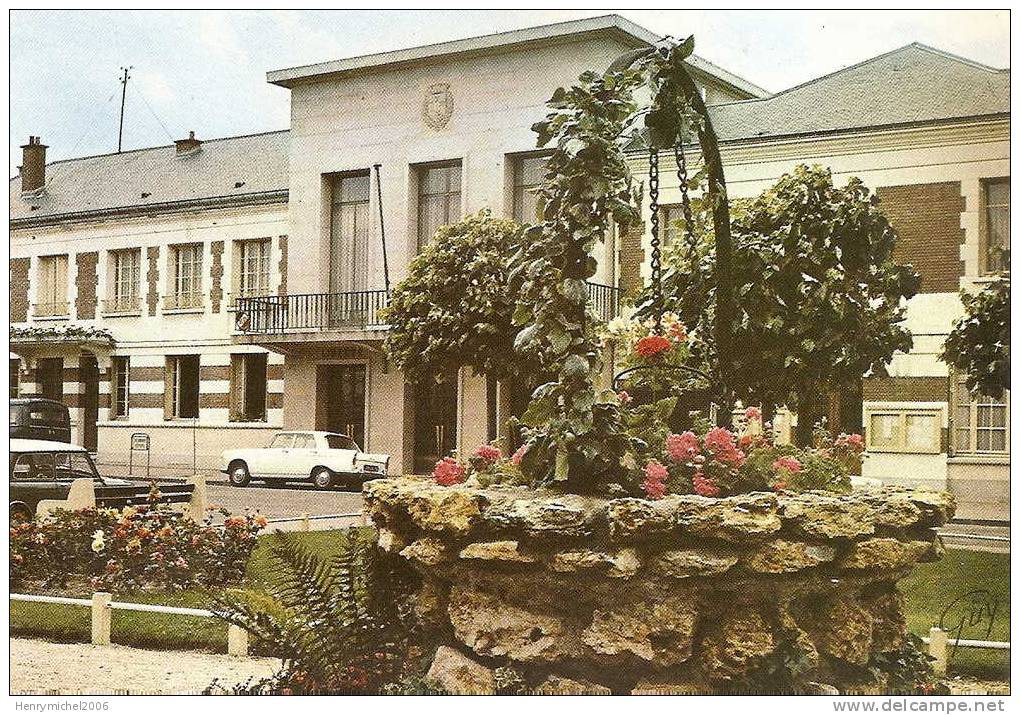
left=325, top=435, right=359, bottom=451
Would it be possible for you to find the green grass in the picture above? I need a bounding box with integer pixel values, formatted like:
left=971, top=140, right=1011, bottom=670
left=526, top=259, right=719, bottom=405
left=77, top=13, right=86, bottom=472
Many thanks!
left=11, top=529, right=359, bottom=653
left=900, top=549, right=1010, bottom=680
left=11, top=538, right=1011, bottom=681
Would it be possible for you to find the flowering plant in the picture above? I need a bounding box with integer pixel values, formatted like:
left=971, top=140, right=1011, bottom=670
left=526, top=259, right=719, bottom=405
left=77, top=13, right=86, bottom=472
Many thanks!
left=10, top=498, right=265, bottom=591
left=433, top=443, right=528, bottom=488
left=433, top=457, right=467, bottom=486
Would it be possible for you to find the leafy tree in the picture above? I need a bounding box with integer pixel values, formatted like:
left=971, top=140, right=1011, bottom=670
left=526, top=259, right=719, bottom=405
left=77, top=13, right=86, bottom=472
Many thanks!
left=382, top=210, right=542, bottom=420
left=942, top=273, right=1010, bottom=397
left=648, top=165, right=921, bottom=443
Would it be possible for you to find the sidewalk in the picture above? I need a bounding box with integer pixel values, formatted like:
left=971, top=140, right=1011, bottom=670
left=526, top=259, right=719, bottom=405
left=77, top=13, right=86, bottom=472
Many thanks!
left=10, top=638, right=281, bottom=695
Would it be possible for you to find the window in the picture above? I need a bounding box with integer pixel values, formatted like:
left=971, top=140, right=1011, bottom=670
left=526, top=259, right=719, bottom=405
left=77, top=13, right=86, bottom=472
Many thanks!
left=953, top=378, right=1009, bottom=454
left=165, top=355, right=200, bottom=419
left=167, top=243, right=203, bottom=309
left=866, top=408, right=941, bottom=453
left=229, top=353, right=267, bottom=422
left=233, top=239, right=271, bottom=302
left=110, top=356, right=130, bottom=418
left=511, top=154, right=548, bottom=223
left=659, top=204, right=688, bottom=247
left=329, top=173, right=371, bottom=294
left=10, top=358, right=19, bottom=398
left=36, top=357, right=63, bottom=402
left=108, top=249, right=141, bottom=312
left=35, top=254, right=69, bottom=316
left=293, top=434, right=316, bottom=449
left=417, top=162, right=462, bottom=249
left=326, top=434, right=358, bottom=451
left=983, top=178, right=1009, bottom=275
left=269, top=433, right=294, bottom=449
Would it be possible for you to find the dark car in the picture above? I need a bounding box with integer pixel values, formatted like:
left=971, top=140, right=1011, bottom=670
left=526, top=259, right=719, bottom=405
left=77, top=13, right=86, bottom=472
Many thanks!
left=10, top=398, right=72, bottom=443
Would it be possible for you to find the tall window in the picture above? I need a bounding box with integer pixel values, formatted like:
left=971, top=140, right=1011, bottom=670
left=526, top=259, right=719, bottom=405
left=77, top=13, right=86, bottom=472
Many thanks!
left=953, top=378, right=1009, bottom=454
left=417, top=162, right=462, bottom=250
left=329, top=173, right=371, bottom=294
left=512, top=154, right=548, bottom=223
left=110, top=356, right=130, bottom=418
left=983, top=178, right=1009, bottom=275
left=659, top=204, right=687, bottom=247
left=234, top=239, right=271, bottom=302
left=108, top=249, right=141, bottom=312
left=165, top=355, right=200, bottom=419
left=230, top=353, right=267, bottom=422
left=36, top=254, right=69, bottom=316
left=167, top=243, right=203, bottom=309
left=10, top=358, right=20, bottom=398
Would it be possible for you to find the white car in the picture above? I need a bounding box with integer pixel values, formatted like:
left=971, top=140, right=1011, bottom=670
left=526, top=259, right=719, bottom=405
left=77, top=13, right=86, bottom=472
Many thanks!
left=220, top=431, right=390, bottom=489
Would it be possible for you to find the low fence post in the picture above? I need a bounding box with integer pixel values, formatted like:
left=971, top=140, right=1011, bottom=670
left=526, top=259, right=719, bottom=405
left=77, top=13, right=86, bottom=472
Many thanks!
left=91, top=592, right=112, bottom=646
left=185, top=475, right=207, bottom=521
left=928, top=626, right=949, bottom=676
left=300, top=512, right=310, bottom=532
left=227, top=624, right=249, bottom=657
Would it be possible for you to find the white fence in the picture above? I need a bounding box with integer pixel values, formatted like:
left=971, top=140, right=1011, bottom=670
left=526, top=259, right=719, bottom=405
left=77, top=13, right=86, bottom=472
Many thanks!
left=923, top=626, right=1010, bottom=676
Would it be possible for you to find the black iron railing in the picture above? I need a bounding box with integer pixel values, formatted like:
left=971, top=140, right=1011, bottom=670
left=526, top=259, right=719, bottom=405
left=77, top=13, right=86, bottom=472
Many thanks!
left=235, top=290, right=391, bottom=334
left=236, top=283, right=621, bottom=335
left=587, top=282, right=621, bottom=322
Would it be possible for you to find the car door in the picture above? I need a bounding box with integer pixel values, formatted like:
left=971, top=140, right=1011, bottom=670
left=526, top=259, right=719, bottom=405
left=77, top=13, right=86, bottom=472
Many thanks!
left=261, top=433, right=295, bottom=479
left=288, top=434, right=319, bottom=478
left=10, top=451, right=59, bottom=513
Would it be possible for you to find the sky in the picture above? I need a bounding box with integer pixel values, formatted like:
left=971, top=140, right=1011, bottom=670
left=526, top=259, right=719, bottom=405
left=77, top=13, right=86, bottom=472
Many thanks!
left=9, top=9, right=1010, bottom=174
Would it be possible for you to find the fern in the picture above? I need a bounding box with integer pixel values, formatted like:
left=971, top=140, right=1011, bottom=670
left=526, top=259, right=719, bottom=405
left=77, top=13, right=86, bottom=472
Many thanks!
left=212, top=531, right=414, bottom=693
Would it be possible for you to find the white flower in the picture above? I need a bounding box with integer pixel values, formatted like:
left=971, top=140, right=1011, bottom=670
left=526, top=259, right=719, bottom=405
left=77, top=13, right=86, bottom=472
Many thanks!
left=91, top=529, right=105, bottom=554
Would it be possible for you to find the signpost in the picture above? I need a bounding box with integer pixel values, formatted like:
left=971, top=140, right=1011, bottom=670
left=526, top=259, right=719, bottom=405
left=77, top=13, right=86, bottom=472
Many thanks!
left=128, top=432, right=150, bottom=478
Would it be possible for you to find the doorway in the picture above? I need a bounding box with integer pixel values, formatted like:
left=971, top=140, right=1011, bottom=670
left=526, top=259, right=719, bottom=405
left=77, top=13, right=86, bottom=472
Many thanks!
left=36, top=357, right=63, bottom=402
left=413, top=376, right=458, bottom=473
left=79, top=354, right=99, bottom=452
left=316, top=364, right=366, bottom=447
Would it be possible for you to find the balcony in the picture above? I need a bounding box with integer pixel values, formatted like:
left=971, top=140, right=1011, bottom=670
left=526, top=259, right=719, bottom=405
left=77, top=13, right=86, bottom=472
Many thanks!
left=234, top=283, right=621, bottom=341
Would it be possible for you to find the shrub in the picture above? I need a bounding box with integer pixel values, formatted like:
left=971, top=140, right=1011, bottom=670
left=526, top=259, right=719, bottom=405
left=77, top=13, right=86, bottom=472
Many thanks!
left=10, top=498, right=265, bottom=591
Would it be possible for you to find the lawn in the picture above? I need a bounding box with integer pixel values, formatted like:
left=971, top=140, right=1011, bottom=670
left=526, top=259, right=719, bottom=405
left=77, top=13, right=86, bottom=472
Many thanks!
left=11, top=538, right=1010, bottom=680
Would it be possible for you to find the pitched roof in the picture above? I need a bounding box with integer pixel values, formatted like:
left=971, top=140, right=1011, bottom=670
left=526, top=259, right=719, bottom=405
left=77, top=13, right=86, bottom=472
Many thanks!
left=267, top=14, right=770, bottom=99
left=10, top=130, right=289, bottom=225
left=705, top=43, right=1009, bottom=142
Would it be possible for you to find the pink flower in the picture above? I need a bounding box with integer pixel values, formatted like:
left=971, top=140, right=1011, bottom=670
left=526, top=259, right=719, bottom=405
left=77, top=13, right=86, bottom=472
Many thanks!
left=703, top=427, right=737, bottom=454
left=642, top=460, right=669, bottom=500
left=772, top=481, right=788, bottom=491
left=511, top=443, right=528, bottom=466
left=665, top=431, right=700, bottom=463
left=744, top=406, right=762, bottom=422
left=433, top=457, right=466, bottom=486
left=644, top=460, right=668, bottom=481
left=772, top=456, right=802, bottom=474
left=617, top=390, right=632, bottom=405
left=692, top=472, right=720, bottom=498
left=473, top=444, right=502, bottom=464
left=667, top=322, right=687, bottom=342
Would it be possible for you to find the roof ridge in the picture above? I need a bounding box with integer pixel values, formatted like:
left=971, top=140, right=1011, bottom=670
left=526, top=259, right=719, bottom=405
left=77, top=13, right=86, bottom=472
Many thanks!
left=907, top=41, right=1008, bottom=73
left=38, top=128, right=290, bottom=169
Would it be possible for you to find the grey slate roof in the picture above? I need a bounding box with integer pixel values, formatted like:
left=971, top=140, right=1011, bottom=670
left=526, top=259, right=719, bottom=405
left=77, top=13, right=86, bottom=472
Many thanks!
left=10, top=130, right=289, bottom=225
left=706, top=43, right=1009, bottom=143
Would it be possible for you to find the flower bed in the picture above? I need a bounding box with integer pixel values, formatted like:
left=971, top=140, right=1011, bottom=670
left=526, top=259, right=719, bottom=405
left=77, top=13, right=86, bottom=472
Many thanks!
left=365, top=478, right=954, bottom=694
left=10, top=498, right=266, bottom=591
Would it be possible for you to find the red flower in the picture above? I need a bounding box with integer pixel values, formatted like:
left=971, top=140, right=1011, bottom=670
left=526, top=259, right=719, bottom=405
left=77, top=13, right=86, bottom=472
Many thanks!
left=703, top=426, right=736, bottom=454
left=510, top=444, right=528, bottom=466
left=692, top=472, right=720, bottom=498
left=744, top=406, right=762, bottom=421
left=667, top=322, right=687, bottom=342
left=642, top=460, right=669, bottom=500
left=772, top=456, right=802, bottom=474
left=473, top=444, right=502, bottom=464
left=635, top=334, right=672, bottom=359
left=665, top=431, right=700, bottom=463
left=433, top=457, right=466, bottom=486
left=772, top=481, right=788, bottom=491
left=617, top=390, right=632, bottom=405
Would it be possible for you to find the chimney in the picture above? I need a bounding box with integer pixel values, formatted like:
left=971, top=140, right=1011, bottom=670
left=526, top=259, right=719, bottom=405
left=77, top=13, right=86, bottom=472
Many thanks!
left=20, top=136, right=47, bottom=194
left=174, top=130, right=202, bottom=156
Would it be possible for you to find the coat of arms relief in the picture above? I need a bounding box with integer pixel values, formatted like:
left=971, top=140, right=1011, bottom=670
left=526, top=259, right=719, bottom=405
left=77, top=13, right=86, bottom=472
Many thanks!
left=423, top=82, right=453, bottom=130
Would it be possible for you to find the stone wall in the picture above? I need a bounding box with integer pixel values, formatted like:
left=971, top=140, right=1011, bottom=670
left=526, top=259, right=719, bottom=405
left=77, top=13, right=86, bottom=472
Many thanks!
left=364, top=478, right=954, bottom=694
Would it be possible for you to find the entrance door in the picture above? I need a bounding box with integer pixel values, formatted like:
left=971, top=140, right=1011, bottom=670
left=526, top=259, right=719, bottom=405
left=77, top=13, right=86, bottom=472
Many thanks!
left=413, top=377, right=458, bottom=473
left=316, top=364, right=366, bottom=447
left=79, top=354, right=99, bottom=452
left=36, top=357, right=63, bottom=402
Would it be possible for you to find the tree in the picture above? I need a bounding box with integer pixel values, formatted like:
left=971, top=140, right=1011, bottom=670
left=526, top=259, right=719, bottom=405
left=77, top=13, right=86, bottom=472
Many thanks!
left=649, top=165, right=921, bottom=444
left=382, top=210, right=540, bottom=425
left=942, top=273, right=1010, bottom=397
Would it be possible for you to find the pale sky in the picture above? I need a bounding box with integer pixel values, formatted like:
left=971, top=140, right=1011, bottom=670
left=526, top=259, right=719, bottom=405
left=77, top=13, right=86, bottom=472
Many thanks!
left=9, top=9, right=1010, bottom=174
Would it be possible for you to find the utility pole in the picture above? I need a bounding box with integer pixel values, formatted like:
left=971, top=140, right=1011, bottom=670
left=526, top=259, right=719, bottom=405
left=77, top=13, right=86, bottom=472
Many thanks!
left=117, top=66, right=132, bottom=153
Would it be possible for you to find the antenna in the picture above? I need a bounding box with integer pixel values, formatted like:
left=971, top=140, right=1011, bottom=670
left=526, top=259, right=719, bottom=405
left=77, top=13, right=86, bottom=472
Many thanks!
left=117, top=66, right=133, bottom=153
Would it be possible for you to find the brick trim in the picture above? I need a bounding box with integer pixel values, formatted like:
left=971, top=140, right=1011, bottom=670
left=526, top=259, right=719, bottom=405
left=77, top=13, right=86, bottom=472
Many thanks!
left=10, top=258, right=30, bottom=322
left=75, top=251, right=99, bottom=320
left=267, top=393, right=284, bottom=409
left=862, top=376, right=949, bottom=403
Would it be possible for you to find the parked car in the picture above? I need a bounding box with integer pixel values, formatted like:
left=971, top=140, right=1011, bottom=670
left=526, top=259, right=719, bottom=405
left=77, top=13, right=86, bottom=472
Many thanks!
left=9, top=438, right=132, bottom=521
left=10, top=398, right=71, bottom=443
left=220, top=431, right=391, bottom=489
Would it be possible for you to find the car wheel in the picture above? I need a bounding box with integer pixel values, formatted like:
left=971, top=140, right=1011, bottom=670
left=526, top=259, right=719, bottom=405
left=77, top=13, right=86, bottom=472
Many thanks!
left=228, top=461, right=251, bottom=487
left=311, top=468, right=334, bottom=489
left=10, top=504, right=32, bottom=524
